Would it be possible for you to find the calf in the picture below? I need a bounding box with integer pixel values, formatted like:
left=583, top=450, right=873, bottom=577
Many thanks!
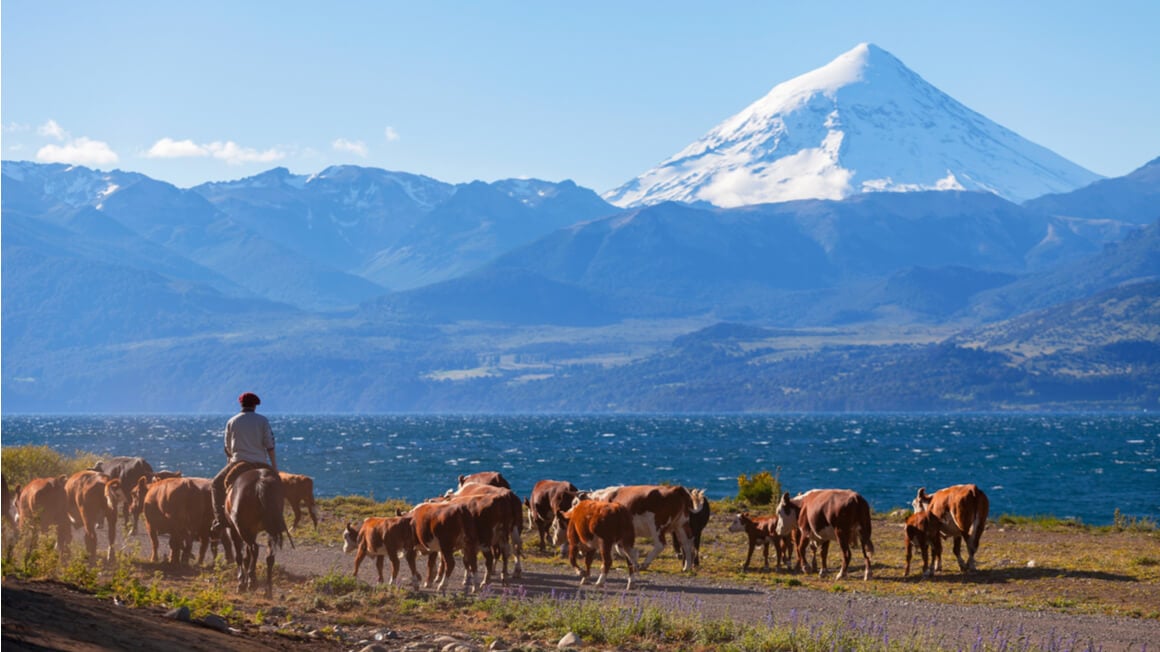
left=913, top=484, right=989, bottom=572
left=64, top=470, right=123, bottom=561
left=279, top=472, right=320, bottom=530
left=585, top=484, right=701, bottom=571
left=15, top=476, right=73, bottom=556
left=343, top=516, right=420, bottom=586
left=408, top=500, right=480, bottom=593
left=458, top=471, right=511, bottom=490
left=527, top=479, right=579, bottom=553
left=903, top=509, right=943, bottom=578
left=92, top=456, right=154, bottom=534
left=777, top=489, right=874, bottom=581
left=552, top=499, right=639, bottom=589
left=727, top=512, right=791, bottom=571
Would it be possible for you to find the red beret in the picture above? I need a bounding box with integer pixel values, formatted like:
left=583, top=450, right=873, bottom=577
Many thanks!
left=238, top=392, right=261, bottom=407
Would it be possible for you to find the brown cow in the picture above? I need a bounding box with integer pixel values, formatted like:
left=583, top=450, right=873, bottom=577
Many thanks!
left=130, top=476, right=219, bottom=566
left=151, top=470, right=183, bottom=481
left=457, top=471, right=511, bottom=490
left=551, top=499, right=639, bottom=589
left=582, top=484, right=701, bottom=571
left=777, top=489, right=874, bottom=581
left=279, top=472, right=320, bottom=530
left=904, top=508, right=944, bottom=578
left=913, top=484, right=989, bottom=572
left=15, top=476, right=73, bottom=556
left=343, top=516, right=420, bottom=586
left=450, top=483, right=524, bottom=582
left=526, top=479, right=579, bottom=553
left=64, top=470, right=123, bottom=561
left=92, top=456, right=153, bottom=534
left=727, top=512, right=792, bottom=571
left=408, top=500, right=479, bottom=593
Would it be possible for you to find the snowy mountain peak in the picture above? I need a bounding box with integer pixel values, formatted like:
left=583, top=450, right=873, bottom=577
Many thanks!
left=604, top=43, right=1101, bottom=208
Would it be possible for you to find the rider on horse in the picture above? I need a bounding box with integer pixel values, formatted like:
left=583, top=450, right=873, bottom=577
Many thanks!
left=211, top=392, right=277, bottom=532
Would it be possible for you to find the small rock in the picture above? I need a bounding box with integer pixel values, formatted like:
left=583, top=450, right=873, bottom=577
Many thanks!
left=359, top=645, right=392, bottom=652
left=558, top=631, right=582, bottom=649
left=1027, top=560, right=1037, bottom=568
left=374, top=630, right=400, bottom=641
left=200, top=614, right=230, bottom=633
left=164, top=606, right=190, bottom=622
left=489, top=639, right=508, bottom=650
left=434, top=636, right=461, bottom=646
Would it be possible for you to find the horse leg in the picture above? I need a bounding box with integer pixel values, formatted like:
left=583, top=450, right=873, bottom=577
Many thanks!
left=265, top=543, right=275, bottom=598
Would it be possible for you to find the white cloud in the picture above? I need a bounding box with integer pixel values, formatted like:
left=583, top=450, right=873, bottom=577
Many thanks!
left=3, top=122, right=31, bottom=134
left=206, top=141, right=285, bottom=165
left=38, top=119, right=68, bottom=141
left=332, top=138, right=368, bottom=157
left=37, top=137, right=119, bottom=166
left=145, top=137, right=209, bottom=158
left=384, top=126, right=400, bottom=142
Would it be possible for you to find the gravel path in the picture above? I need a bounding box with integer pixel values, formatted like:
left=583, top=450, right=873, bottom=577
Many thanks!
left=279, top=541, right=1160, bottom=651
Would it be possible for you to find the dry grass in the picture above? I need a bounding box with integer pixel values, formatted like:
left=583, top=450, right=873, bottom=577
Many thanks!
left=697, top=504, right=1160, bottom=619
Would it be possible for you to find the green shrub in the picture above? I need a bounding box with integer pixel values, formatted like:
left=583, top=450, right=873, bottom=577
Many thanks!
left=736, top=469, right=781, bottom=506
left=1, top=445, right=101, bottom=486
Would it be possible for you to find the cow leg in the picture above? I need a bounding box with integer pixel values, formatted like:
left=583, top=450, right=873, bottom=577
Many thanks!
left=595, top=539, right=613, bottom=587
left=461, top=544, right=479, bottom=594
left=375, top=554, right=386, bottom=584
left=308, top=499, right=319, bottom=529
left=105, top=508, right=118, bottom=563
left=762, top=539, right=771, bottom=570
left=387, top=551, right=401, bottom=586
left=637, top=518, right=664, bottom=570
left=952, top=535, right=967, bottom=571
left=674, top=523, right=695, bottom=572
left=743, top=540, right=756, bottom=571
left=818, top=540, right=830, bottom=577
left=290, top=502, right=302, bottom=531
left=510, top=524, right=523, bottom=579
left=404, top=549, right=422, bottom=590
left=582, top=548, right=596, bottom=586
left=83, top=518, right=98, bottom=559
left=148, top=527, right=161, bottom=563
left=424, top=552, right=438, bottom=588
left=833, top=532, right=851, bottom=581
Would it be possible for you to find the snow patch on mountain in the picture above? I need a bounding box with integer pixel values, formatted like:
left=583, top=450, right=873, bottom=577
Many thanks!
left=605, top=43, right=1101, bottom=208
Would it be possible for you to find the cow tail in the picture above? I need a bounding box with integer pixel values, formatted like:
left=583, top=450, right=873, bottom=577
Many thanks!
left=861, top=498, right=875, bottom=556
left=971, top=490, right=990, bottom=550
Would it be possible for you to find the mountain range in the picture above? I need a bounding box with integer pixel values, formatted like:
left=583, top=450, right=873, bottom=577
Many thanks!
left=2, top=43, right=1157, bottom=413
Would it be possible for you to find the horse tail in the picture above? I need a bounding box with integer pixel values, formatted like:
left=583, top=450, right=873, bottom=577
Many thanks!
left=258, top=472, right=288, bottom=550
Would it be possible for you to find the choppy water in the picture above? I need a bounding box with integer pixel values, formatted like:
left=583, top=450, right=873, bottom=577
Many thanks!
left=2, top=414, right=1157, bottom=524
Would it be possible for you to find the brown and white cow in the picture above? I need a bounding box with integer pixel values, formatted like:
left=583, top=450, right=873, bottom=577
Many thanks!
left=551, top=499, right=639, bottom=589
left=15, top=476, right=73, bottom=556
left=777, top=489, right=874, bottom=581
left=407, top=500, right=480, bottom=593
left=527, top=479, right=579, bottom=553
left=450, top=483, right=524, bottom=582
left=913, top=484, right=989, bottom=572
left=582, top=485, right=701, bottom=571
left=727, top=512, right=792, bottom=571
left=343, top=515, right=420, bottom=587
left=903, top=508, right=943, bottom=578
left=64, top=470, right=123, bottom=562
left=457, top=471, right=511, bottom=490
left=130, top=476, right=216, bottom=565
left=92, top=456, right=154, bottom=534
left=279, top=472, right=320, bottom=530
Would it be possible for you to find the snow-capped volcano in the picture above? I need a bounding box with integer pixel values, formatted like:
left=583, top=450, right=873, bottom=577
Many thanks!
left=604, top=43, right=1101, bottom=208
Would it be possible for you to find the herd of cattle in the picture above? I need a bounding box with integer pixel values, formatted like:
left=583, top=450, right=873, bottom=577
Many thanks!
left=3, top=458, right=990, bottom=597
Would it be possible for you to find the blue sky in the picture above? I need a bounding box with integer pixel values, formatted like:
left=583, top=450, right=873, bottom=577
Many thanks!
left=3, top=1, right=1158, bottom=193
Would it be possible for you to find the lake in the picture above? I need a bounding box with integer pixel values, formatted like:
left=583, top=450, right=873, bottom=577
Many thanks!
left=2, top=413, right=1157, bottom=525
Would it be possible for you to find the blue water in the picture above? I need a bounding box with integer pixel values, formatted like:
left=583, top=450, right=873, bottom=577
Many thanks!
left=2, top=414, right=1157, bottom=525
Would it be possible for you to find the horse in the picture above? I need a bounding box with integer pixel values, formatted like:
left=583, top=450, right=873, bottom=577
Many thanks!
left=223, top=468, right=291, bottom=597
